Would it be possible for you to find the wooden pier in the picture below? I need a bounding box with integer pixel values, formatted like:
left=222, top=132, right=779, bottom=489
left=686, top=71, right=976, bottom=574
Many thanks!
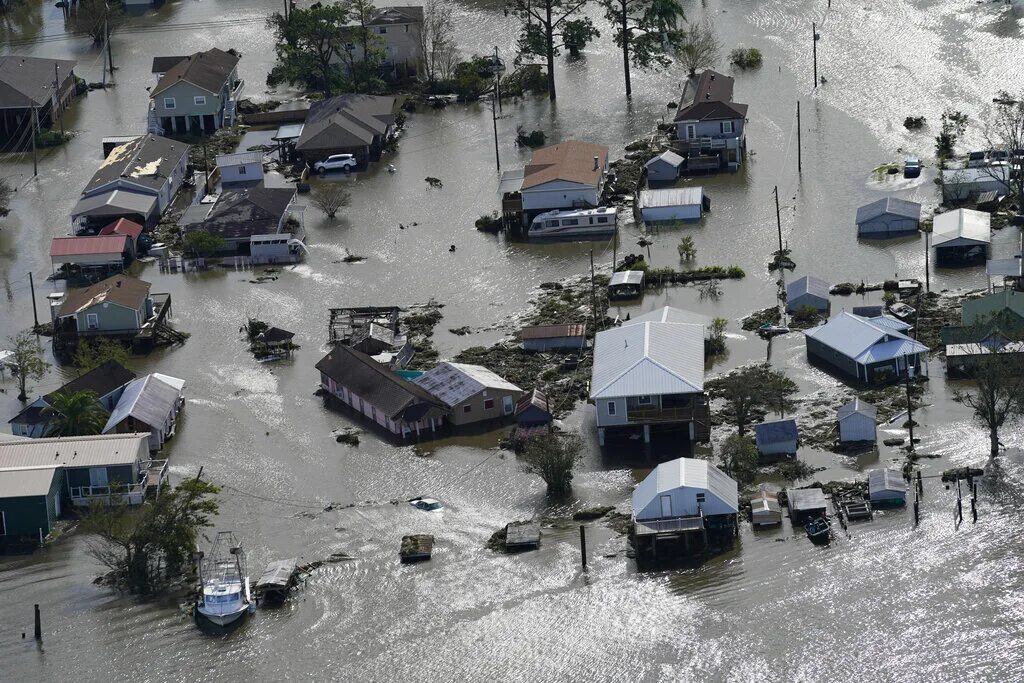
left=839, top=499, right=872, bottom=521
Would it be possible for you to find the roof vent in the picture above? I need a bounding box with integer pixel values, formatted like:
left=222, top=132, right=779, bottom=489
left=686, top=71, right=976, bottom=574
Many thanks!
left=593, top=156, right=599, bottom=171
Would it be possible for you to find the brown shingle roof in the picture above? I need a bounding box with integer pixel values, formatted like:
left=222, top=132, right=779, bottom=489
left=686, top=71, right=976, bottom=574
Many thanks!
left=57, top=275, right=150, bottom=317
left=520, top=323, right=587, bottom=340
left=521, top=140, right=609, bottom=190
left=0, top=56, right=76, bottom=108
left=691, top=70, right=734, bottom=104
left=674, top=100, right=748, bottom=123
left=151, top=48, right=239, bottom=97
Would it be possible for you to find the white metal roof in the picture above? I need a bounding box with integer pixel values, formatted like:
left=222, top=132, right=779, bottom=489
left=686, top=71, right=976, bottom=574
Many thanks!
left=590, top=321, right=705, bottom=399
left=0, top=433, right=148, bottom=469
left=413, top=362, right=521, bottom=408
left=932, top=209, right=991, bottom=248
left=644, top=150, right=685, bottom=168
left=103, top=374, right=183, bottom=434
left=609, top=270, right=644, bottom=286
left=804, top=312, right=929, bottom=363
left=638, top=187, right=703, bottom=209
left=624, top=306, right=710, bottom=338
left=838, top=398, right=877, bottom=420
left=216, top=151, right=263, bottom=167
left=868, top=468, right=906, bottom=495
left=497, top=169, right=525, bottom=195
left=632, top=457, right=738, bottom=515
left=0, top=465, right=61, bottom=498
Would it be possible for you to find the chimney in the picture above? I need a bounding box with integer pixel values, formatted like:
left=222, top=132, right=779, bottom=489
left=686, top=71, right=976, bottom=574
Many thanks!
left=593, top=156, right=599, bottom=171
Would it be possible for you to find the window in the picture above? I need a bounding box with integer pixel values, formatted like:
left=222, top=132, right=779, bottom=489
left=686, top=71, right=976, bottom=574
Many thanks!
left=163, top=97, right=176, bottom=110
left=378, top=27, right=387, bottom=34
left=238, top=166, right=247, bottom=175
left=86, top=313, right=99, bottom=329
left=484, top=398, right=495, bottom=410
left=562, top=219, right=579, bottom=226
left=89, top=468, right=108, bottom=487
left=685, top=124, right=696, bottom=139
left=638, top=395, right=652, bottom=405
left=696, top=493, right=706, bottom=503
left=596, top=217, right=608, bottom=223
left=546, top=220, right=559, bottom=227
left=463, top=405, right=472, bottom=413
left=194, top=95, right=207, bottom=106
left=721, top=120, right=734, bottom=134
left=607, top=401, right=616, bottom=416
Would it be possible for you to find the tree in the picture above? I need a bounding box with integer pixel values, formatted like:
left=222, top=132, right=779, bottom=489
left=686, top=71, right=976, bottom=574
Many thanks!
left=70, top=0, right=126, bottom=44
left=677, top=234, right=696, bottom=260
left=311, top=183, right=352, bottom=219
left=336, top=0, right=386, bottom=93
left=268, top=3, right=350, bottom=96
left=520, top=432, right=583, bottom=494
left=708, top=317, right=728, bottom=355
left=0, top=176, right=13, bottom=218
left=676, top=19, right=720, bottom=77
left=952, top=351, right=1024, bottom=458
left=706, top=364, right=798, bottom=435
left=511, top=0, right=599, bottom=101
left=419, top=0, right=459, bottom=87
left=43, top=389, right=108, bottom=437
left=81, top=477, right=221, bottom=593
left=720, top=434, right=758, bottom=486
left=760, top=368, right=798, bottom=418
left=182, top=229, right=225, bottom=258
left=73, top=337, right=130, bottom=374
left=982, top=92, right=1024, bottom=207
left=599, top=0, right=686, bottom=98
left=8, top=331, right=49, bottom=401
left=935, top=108, right=968, bottom=167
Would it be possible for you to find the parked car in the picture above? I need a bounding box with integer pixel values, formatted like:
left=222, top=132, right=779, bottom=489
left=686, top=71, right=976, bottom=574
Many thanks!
left=409, top=497, right=444, bottom=512
left=903, top=158, right=922, bottom=179
left=967, top=151, right=987, bottom=168
left=314, top=154, right=357, bottom=174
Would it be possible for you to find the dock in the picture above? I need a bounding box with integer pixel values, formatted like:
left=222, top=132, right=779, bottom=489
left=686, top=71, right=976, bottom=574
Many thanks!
left=504, top=521, right=541, bottom=550
left=400, top=534, right=434, bottom=563
left=254, top=558, right=299, bottom=604
left=839, top=499, right=872, bottom=521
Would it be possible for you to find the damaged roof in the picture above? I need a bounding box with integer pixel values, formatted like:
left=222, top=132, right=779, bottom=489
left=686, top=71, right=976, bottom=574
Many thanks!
left=413, top=362, right=521, bottom=408
left=57, top=275, right=151, bottom=317
left=195, top=186, right=295, bottom=239
left=83, top=135, right=189, bottom=195
left=0, top=56, right=76, bottom=109
left=296, top=94, right=397, bottom=152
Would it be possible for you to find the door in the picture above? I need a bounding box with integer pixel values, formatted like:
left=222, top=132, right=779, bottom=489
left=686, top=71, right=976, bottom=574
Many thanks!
left=0, top=511, right=5, bottom=536
left=89, top=467, right=108, bottom=488
left=685, top=124, right=696, bottom=140
left=659, top=495, right=673, bottom=518
left=502, top=395, right=514, bottom=415
left=53, top=492, right=61, bottom=518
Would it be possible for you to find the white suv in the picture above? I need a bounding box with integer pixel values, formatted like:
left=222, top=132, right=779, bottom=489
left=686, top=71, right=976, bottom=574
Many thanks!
left=314, top=154, right=357, bottom=174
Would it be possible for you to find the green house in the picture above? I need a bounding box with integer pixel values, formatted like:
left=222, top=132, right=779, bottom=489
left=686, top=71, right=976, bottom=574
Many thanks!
left=0, top=466, right=63, bottom=548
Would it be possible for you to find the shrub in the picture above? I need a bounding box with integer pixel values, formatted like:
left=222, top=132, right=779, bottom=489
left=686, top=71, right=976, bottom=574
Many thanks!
left=520, top=432, right=583, bottom=494
left=729, top=47, right=763, bottom=69
left=515, top=126, right=546, bottom=148
left=904, top=116, right=926, bottom=131
left=35, top=129, right=71, bottom=148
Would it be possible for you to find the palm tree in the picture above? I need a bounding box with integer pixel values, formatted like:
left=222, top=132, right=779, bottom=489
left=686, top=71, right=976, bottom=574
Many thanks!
left=43, top=389, right=109, bottom=437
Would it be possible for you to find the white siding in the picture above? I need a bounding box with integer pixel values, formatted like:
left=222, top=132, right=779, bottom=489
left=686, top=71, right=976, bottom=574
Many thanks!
left=641, top=205, right=701, bottom=222
left=522, top=180, right=600, bottom=211
left=221, top=162, right=264, bottom=184
left=595, top=397, right=627, bottom=427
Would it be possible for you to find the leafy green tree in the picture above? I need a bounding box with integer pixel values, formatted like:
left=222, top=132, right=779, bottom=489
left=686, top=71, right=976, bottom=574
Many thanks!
left=708, top=317, right=728, bottom=355
left=336, top=0, right=386, bottom=93
left=935, top=109, right=968, bottom=166
left=43, top=389, right=108, bottom=436
left=706, top=364, right=798, bottom=435
left=521, top=432, right=583, bottom=494
left=599, top=0, right=686, bottom=98
left=511, top=0, right=599, bottom=101
left=73, top=338, right=130, bottom=374
left=267, top=3, right=350, bottom=96
left=720, top=434, right=758, bottom=486
left=0, top=176, right=13, bottom=218
left=183, top=229, right=225, bottom=258
left=8, top=331, right=49, bottom=401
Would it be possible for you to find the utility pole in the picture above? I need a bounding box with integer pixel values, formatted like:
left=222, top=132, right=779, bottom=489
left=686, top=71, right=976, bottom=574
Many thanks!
left=812, top=23, right=819, bottom=88
left=796, top=101, right=802, bottom=174
left=494, top=46, right=502, bottom=113
left=106, top=19, right=114, bottom=76
left=490, top=83, right=500, bottom=172
left=54, top=63, right=64, bottom=137
left=283, top=0, right=289, bottom=21
left=774, top=185, right=783, bottom=258
left=30, top=106, right=38, bottom=177
left=202, top=139, right=210, bottom=192
left=28, top=272, right=39, bottom=330
left=589, top=249, right=598, bottom=331
left=924, top=230, right=930, bottom=293
left=904, top=357, right=915, bottom=451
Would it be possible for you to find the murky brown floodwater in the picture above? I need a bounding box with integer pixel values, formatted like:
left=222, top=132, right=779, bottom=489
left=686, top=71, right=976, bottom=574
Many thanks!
left=2, top=0, right=1024, bottom=679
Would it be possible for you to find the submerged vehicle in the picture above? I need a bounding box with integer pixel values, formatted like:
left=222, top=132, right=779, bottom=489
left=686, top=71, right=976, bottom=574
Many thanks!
left=195, top=531, right=255, bottom=627
left=527, top=207, right=617, bottom=240
left=903, top=158, right=922, bottom=178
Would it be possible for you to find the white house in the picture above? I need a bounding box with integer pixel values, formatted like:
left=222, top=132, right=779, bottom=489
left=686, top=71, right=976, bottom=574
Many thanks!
left=590, top=321, right=709, bottom=446
left=216, top=151, right=264, bottom=185
left=632, top=457, right=738, bottom=521
left=941, top=165, right=1010, bottom=203
left=837, top=398, right=877, bottom=443
left=499, top=140, right=609, bottom=217
left=637, top=187, right=705, bottom=222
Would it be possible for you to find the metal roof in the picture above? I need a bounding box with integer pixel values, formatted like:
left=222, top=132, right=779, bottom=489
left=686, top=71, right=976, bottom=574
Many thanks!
left=754, top=419, right=798, bottom=446
left=987, top=257, right=1023, bottom=278
left=273, top=123, right=305, bottom=141
left=50, top=235, right=129, bottom=259
left=497, top=169, right=524, bottom=195
left=868, top=468, right=906, bottom=495
left=787, top=275, right=831, bottom=301
left=624, top=306, right=710, bottom=338
left=638, top=187, right=703, bottom=208
left=216, top=152, right=262, bottom=167
left=103, top=374, right=183, bottom=434
left=932, top=209, right=991, bottom=248
left=71, top=190, right=158, bottom=219
left=632, top=457, right=738, bottom=515
left=0, top=466, right=61, bottom=498
left=0, top=433, right=148, bottom=469
left=855, top=197, right=921, bottom=224
left=520, top=323, right=586, bottom=340
left=788, top=487, right=827, bottom=511
left=837, top=398, right=877, bottom=420
left=941, top=165, right=1010, bottom=184
left=608, top=270, right=644, bottom=286
left=804, top=312, right=929, bottom=363
left=413, top=362, right=521, bottom=408
left=644, top=150, right=685, bottom=169
left=590, top=321, right=705, bottom=399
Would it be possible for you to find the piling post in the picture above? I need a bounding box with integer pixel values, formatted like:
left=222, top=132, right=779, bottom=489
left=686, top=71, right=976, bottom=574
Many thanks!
left=812, top=23, right=819, bottom=89
left=33, top=604, right=41, bottom=641
left=796, top=101, right=802, bottom=174
left=917, top=470, right=923, bottom=498
left=579, top=525, right=587, bottom=569
left=28, top=271, right=39, bottom=331
left=971, top=497, right=977, bottom=524
left=913, top=498, right=919, bottom=527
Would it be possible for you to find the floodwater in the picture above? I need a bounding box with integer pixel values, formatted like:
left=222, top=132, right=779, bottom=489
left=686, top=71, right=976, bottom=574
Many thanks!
left=2, top=0, right=1024, bottom=679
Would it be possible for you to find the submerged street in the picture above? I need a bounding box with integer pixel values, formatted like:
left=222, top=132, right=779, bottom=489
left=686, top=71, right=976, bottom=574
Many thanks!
left=2, top=0, right=1024, bottom=679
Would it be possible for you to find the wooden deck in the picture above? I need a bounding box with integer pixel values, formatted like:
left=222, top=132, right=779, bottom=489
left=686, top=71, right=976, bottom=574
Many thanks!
left=634, top=514, right=705, bottom=536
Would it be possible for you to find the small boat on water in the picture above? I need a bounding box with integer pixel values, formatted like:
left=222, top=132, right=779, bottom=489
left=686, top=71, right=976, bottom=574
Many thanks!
left=758, top=323, right=791, bottom=336
left=195, top=531, right=255, bottom=627
left=528, top=207, right=617, bottom=240
left=804, top=517, right=831, bottom=545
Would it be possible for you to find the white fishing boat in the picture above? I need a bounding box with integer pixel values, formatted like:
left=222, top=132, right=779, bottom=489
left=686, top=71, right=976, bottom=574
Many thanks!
left=195, top=531, right=255, bottom=627
left=527, top=207, right=617, bottom=240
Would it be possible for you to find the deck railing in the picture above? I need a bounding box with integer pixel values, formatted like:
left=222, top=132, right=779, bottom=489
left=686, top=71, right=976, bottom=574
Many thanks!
left=69, top=483, right=146, bottom=506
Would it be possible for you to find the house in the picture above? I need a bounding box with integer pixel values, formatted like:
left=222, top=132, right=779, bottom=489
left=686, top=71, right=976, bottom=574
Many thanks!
left=945, top=340, right=1024, bottom=375
left=644, top=150, right=685, bottom=183
left=941, top=165, right=1010, bottom=203
left=631, top=457, right=738, bottom=556
left=837, top=398, right=877, bottom=443
left=851, top=305, right=884, bottom=318
left=148, top=48, right=242, bottom=135
left=637, top=187, right=707, bottom=223
left=51, top=275, right=155, bottom=339
left=855, top=197, right=921, bottom=238
left=50, top=235, right=134, bottom=282
left=943, top=290, right=1024, bottom=348
left=315, top=345, right=447, bottom=439
left=520, top=323, right=586, bottom=352
left=181, top=186, right=306, bottom=263
left=0, top=465, right=64, bottom=548
left=0, top=56, right=77, bottom=143
left=9, top=360, right=136, bottom=438
left=349, top=322, right=414, bottom=368
left=216, top=151, right=264, bottom=185
left=750, top=486, right=782, bottom=526
left=98, top=218, right=145, bottom=254
left=102, top=374, right=186, bottom=452
left=0, top=433, right=158, bottom=509
left=868, top=468, right=907, bottom=506
left=787, top=487, right=827, bottom=524
left=590, top=321, right=709, bottom=446
left=804, top=312, right=929, bottom=384
left=498, top=140, right=610, bottom=221
left=292, top=94, right=398, bottom=167
left=754, top=419, right=799, bottom=458
left=362, top=6, right=424, bottom=79
left=608, top=270, right=645, bottom=300
left=786, top=275, right=831, bottom=315
left=413, top=362, right=523, bottom=427
left=673, top=70, right=747, bottom=171
left=932, top=208, right=991, bottom=264
left=515, top=388, right=552, bottom=427
left=71, top=135, right=190, bottom=230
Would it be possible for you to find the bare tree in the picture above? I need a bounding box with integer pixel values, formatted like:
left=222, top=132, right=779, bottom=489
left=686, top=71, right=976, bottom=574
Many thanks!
left=676, top=19, right=720, bottom=77
left=952, top=350, right=1024, bottom=458
left=311, top=183, right=352, bottom=219
left=70, top=0, right=126, bottom=44
left=0, top=176, right=13, bottom=218
left=982, top=92, right=1024, bottom=207
left=419, top=0, right=459, bottom=87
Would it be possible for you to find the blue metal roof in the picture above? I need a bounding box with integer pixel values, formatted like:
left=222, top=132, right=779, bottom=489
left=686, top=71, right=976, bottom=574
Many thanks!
left=855, top=197, right=921, bottom=224
left=787, top=275, right=830, bottom=301
left=804, top=312, right=929, bottom=363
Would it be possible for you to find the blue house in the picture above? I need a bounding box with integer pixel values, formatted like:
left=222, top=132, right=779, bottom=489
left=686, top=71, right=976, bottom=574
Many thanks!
left=786, top=276, right=831, bottom=315
left=754, top=419, right=799, bottom=458
left=804, top=312, right=930, bottom=384
left=673, top=70, right=748, bottom=171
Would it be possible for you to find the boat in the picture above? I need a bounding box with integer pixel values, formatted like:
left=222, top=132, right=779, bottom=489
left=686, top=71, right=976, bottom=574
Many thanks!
left=888, top=302, right=916, bottom=320
left=758, top=323, right=791, bottom=336
left=804, top=517, right=831, bottom=545
left=527, top=207, right=617, bottom=240
left=195, top=531, right=255, bottom=627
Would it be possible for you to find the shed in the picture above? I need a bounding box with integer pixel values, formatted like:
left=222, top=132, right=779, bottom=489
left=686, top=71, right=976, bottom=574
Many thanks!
left=0, top=465, right=63, bottom=546
left=638, top=187, right=706, bottom=222
left=644, top=150, right=685, bottom=182
left=750, top=486, right=782, bottom=526
left=786, top=276, right=831, bottom=314
left=868, top=468, right=907, bottom=506
left=932, top=209, right=991, bottom=264
left=608, top=270, right=645, bottom=300
left=837, top=398, right=877, bottom=443
left=520, top=323, right=586, bottom=352
left=102, top=374, right=185, bottom=451
left=216, top=151, right=264, bottom=185
left=855, top=197, right=921, bottom=238
left=515, top=388, right=553, bottom=427
left=754, top=419, right=799, bottom=457
left=632, top=457, right=738, bottom=521
left=787, top=487, right=827, bottom=523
